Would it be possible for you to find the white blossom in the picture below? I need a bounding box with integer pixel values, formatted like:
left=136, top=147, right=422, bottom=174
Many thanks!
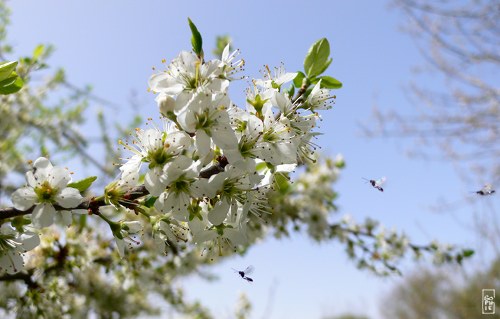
left=11, top=157, right=82, bottom=228
left=0, top=224, right=40, bottom=274
left=113, top=221, right=143, bottom=258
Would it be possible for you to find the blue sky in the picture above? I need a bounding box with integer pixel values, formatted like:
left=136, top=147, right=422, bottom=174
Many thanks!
left=8, top=1, right=498, bottom=318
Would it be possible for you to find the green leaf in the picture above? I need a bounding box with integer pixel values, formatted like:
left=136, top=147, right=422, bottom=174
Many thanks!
left=0, top=61, right=18, bottom=82
left=67, top=176, right=97, bottom=192
left=0, top=72, right=24, bottom=95
left=317, top=58, right=332, bottom=75
left=144, top=196, right=158, bottom=208
left=33, top=44, right=45, bottom=60
left=213, top=35, right=231, bottom=59
left=11, top=217, right=31, bottom=231
left=304, top=38, right=330, bottom=78
left=255, top=161, right=268, bottom=172
left=293, top=71, right=306, bottom=88
left=335, top=157, right=346, bottom=168
left=319, top=75, right=343, bottom=89
left=462, top=249, right=475, bottom=257
left=187, top=18, right=203, bottom=58
left=274, top=173, right=291, bottom=194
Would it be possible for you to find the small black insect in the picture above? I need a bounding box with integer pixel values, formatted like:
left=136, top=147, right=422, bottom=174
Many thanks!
left=475, top=184, right=495, bottom=196
left=363, top=177, right=386, bottom=192
left=232, top=265, right=254, bottom=282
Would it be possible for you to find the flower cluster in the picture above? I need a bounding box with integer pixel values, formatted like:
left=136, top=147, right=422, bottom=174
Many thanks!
left=111, top=45, right=333, bottom=256
left=3, top=30, right=345, bottom=270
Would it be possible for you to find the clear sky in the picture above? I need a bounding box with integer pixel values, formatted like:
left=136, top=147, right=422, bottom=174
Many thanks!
left=7, top=1, right=499, bottom=318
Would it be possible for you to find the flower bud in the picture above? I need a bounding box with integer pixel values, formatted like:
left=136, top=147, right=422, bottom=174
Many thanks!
left=155, top=93, right=176, bottom=117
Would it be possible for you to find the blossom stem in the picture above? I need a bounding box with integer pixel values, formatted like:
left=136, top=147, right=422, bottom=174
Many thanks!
left=292, top=78, right=310, bottom=104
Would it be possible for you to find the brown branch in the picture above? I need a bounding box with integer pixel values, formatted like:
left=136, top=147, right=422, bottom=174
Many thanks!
left=199, top=155, right=228, bottom=178
left=0, top=156, right=231, bottom=220
left=0, top=270, right=39, bottom=290
left=292, top=81, right=309, bottom=104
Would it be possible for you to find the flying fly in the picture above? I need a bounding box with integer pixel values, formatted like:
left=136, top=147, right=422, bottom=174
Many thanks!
left=363, top=177, right=386, bottom=192
left=474, top=184, right=495, bottom=196
left=232, top=265, right=254, bottom=282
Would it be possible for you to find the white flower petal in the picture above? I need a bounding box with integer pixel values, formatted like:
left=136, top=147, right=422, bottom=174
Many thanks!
left=115, top=238, right=125, bottom=258
left=177, top=109, right=197, bottom=133
left=276, top=163, right=297, bottom=173
left=56, top=210, right=73, bottom=227
left=120, top=155, right=142, bottom=178
left=26, top=171, right=37, bottom=188
left=191, top=178, right=213, bottom=198
left=32, top=204, right=56, bottom=228
left=123, top=221, right=142, bottom=234
left=148, top=72, right=170, bottom=92
left=221, top=43, right=231, bottom=61
left=19, top=232, right=40, bottom=251
left=49, top=167, right=72, bottom=189
left=193, top=229, right=218, bottom=244
left=144, top=169, right=165, bottom=196
left=188, top=217, right=205, bottom=233
left=55, top=187, right=82, bottom=208
left=0, top=224, right=15, bottom=236
left=212, top=130, right=238, bottom=151
left=154, top=192, right=169, bottom=214
left=156, top=93, right=176, bottom=116
left=208, top=200, right=230, bottom=225
left=165, top=130, right=192, bottom=151
left=224, top=227, right=247, bottom=246
left=138, top=128, right=163, bottom=151
left=11, top=187, right=37, bottom=211
left=33, top=157, right=53, bottom=171
left=195, top=130, right=211, bottom=158
left=276, top=72, right=298, bottom=85
left=168, top=193, right=190, bottom=221
left=0, top=251, right=24, bottom=274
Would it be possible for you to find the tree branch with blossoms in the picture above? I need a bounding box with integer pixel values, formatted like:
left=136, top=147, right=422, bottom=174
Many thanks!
left=0, top=17, right=475, bottom=317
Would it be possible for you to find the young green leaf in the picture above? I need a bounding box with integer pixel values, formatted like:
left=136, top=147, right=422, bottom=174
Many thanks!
left=293, top=71, right=306, bottom=88
left=213, top=35, right=232, bottom=59
left=0, top=72, right=24, bottom=95
left=319, top=75, right=343, bottom=89
left=274, top=173, right=291, bottom=194
left=317, top=58, right=332, bottom=75
left=187, top=18, right=203, bottom=59
left=255, top=161, right=268, bottom=172
left=67, top=176, right=98, bottom=192
left=33, top=44, right=45, bottom=60
left=304, top=38, right=330, bottom=78
left=462, top=249, right=474, bottom=257
left=0, top=61, right=18, bottom=82
left=143, top=195, right=158, bottom=208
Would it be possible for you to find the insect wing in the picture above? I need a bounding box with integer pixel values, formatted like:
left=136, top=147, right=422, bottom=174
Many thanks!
left=243, top=265, right=254, bottom=276
left=375, top=177, right=386, bottom=187
left=481, top=184, right=495, bottom=195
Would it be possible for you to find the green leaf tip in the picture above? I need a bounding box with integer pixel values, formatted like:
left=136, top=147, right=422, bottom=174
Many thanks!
left=67, top=176, right=98, bottom=192
left=0, top=61, right=18, bottom=81
left=187, top=18, right=204, bottom=59
left=319, top=75, right=342, bottom=89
